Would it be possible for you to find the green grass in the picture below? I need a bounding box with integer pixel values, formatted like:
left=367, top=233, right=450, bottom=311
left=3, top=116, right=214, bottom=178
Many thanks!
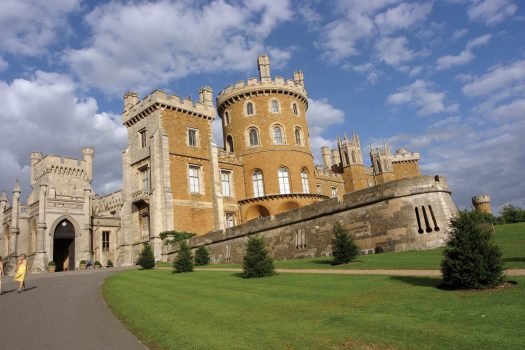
left=104, top=270, right=525, bottom=350
left=182, top=223, right=524, bottom=271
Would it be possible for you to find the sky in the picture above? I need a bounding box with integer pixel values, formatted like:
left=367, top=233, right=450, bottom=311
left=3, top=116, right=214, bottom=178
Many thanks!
left=0, top=0, right=523, bottom=212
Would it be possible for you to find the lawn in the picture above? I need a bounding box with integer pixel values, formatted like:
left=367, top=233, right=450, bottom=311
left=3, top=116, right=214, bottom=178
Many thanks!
left=159, top=223, right=525, bottom=270
left=104, top=270, right=525, bottom=350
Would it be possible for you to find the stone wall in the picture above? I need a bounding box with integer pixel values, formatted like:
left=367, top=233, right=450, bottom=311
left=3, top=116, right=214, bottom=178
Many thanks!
left=164, top=175, right=458, bottom=263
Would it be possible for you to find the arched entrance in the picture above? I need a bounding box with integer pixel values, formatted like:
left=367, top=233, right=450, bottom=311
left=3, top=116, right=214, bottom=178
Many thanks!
left=245, top=204, right=271, bottom=221
left=53, top=219, right=75, bottom=271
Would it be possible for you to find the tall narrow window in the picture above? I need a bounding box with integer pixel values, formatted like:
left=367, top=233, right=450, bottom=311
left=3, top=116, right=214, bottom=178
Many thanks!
left=351, top=150, right=356, bottom=163
left=226, top=135, right=234, bottom=152
left=224, top=111, right=230, bottom=125
left=188, top=165, right=201, bottom=193
left=271, top=99, right=279, bottom=113
left=102, top=231, right=110, bottom=251
left=252, top=170, right=265, bottom=197
left=301, top=169, right=309, bottom=193
left=295, top=127, right=303, bottom=145
left=273, top=126, right=284, bottom=144
left=139, top=129, right=147, bottom=148
left=188, top=128, right=198, bottom=147
left=331, top=186, right=338, bottom=198
left=415, top=207, right=424, bottom=234
left=317, top=184, right=322, bottom=194
left=246, top=102, right=254, bottom=116
left=292, top=102, right=298, bottom=116
left=428, top=205, right=440, bottom=231
left=221, top=170, right=232, bottom=197
left=278, top=167, right=290, bottom=194
left=140, top=166, right=149, bottom=191
left=225, top=213, right=235, bottom=228
left=249, top=128, right=259, bottom=146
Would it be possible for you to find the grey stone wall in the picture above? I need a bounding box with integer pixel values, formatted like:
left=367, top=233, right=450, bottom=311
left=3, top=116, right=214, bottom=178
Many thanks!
left=165, top=175, right=458, bottom=263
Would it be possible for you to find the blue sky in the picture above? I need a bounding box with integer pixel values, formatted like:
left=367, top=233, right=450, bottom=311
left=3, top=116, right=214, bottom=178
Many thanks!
left=0, top=0, right=523, bottom=212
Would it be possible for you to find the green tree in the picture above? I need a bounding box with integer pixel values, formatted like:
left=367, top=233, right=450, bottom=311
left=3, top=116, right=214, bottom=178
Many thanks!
left=242, top=236, right=275, bottom=278
left=469, top=209, right=496, bottom=225
left=137, top=244, right=155, bottom=269
left=441, top=211, right=504, bottom=289
left=174, top=241, right=193, bottom=273
left=194, top=246, right=210, bottom=266
left=331, top=222, right=359, bottom=265
left=500, top=204, right=525, bottom=224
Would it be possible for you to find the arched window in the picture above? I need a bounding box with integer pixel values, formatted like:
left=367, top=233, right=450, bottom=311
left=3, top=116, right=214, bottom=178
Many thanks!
left=226, top=135, right=234, bottom=152
left=292, top=102, right=299, bottom=116
left=224, top=111, right=230, bottom=125
left=252, top=170, right=265, bottom=197
left=271, top=99, right=279, bottom=113
left=246, top=102, right=254, bottom=116
left=248, top=128, right=259, bottom=146
left=278, top=167, right=290, bottom=194
left=295, top=127, right=303, bottom=145
left=301, top=169, right=309, bottom=193
left=273, top=125, right=284, bottom=144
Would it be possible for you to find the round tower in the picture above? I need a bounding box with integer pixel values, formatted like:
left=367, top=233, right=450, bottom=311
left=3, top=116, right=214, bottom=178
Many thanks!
left=472, top=194, right=492, bottom=214
left=217, top=54, right=325, bottom=222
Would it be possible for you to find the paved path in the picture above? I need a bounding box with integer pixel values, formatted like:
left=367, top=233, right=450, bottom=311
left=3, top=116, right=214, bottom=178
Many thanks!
left=0, top=268, right=146, bottom=350
left=194, top=267, right=525, bottom=276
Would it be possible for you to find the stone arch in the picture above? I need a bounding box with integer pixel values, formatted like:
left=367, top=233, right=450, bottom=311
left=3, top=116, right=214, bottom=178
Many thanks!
left=49, top=215, right=81, bottom=238
left=50, top=215, right=81, bottom=272
left=245, top=204, right=271, bottom=221
left=279, top=201, right=300, bottom=212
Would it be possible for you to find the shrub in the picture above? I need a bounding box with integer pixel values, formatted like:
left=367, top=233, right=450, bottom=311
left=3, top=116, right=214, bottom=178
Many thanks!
left=137, top=244, right=155, bottom=270
left=106, top=259, right=114, bottom=267
left=441, top=211, right=505, bottom=289
left=94, top=261, right=102, bottom=267
left=331, top=222, right=359, bottom=265
left=79, top=260, right=86, bottom=265
left=48, top=261, right=56, bottom=266
left=174, top=241, right=193, bottom=273
left=242, top=236, right=275, bottom=278
left=194, top=246, right=210, bottom=266
left=499, top=204, right=525, bottom=224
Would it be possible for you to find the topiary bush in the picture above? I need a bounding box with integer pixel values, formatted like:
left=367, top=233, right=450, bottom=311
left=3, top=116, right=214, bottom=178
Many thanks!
left=331, top=222, right=359, bottom=265
left=137, top=244, right=155, bottom=270
left=48, top=261, right=56, bottom=266
left=94, top=261, right=102, bottom=268
left=441, top=211, right=505, bottom=289
left=242, top=236, right=275, bottom=278
left=106, top=259, right=114, bottom=268
left=174, top=241, right=193, bottom=273
left=194, top=246, right=210, bottom=266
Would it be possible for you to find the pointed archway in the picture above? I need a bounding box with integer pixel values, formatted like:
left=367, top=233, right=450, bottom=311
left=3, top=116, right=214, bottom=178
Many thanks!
left=53, top=219, right=76, bottom=271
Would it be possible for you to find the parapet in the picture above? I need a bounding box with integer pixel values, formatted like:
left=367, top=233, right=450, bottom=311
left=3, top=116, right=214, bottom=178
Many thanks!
left=472, top=195, right=490, bottom=204
left=31, top=152, right=88, bottom=183
left=122, top=89, right=216, bottom=127
left=390, top=151, right=420, bottom=162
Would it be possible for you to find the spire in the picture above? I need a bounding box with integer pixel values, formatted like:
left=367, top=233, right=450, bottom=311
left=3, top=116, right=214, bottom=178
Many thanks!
left=13, top=178, right=21, bottom=193
left=0, top=190, right=7, bottom=202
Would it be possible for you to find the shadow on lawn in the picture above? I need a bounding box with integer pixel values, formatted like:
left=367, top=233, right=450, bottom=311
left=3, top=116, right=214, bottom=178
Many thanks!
left=503, top=257, right=525, bottom=263
left=310, top=259, right=364, bottom=266
left=389, top=276, right=442, bottom=288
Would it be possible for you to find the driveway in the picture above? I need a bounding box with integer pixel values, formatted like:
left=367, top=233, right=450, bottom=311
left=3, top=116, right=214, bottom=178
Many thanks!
left=0, top=268, right=146, bottom=350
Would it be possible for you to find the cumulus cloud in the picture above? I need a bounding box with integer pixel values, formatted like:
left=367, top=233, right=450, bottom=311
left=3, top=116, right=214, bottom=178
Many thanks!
left=374, top=36, right=417, bottom=67
left=374, top=2, right=433, bottom=33
left=0, top=72, right=126, bottom=198
left=462, top=60, right=525, bottom=96
left=65, top=0, right=292, bottom=95
left=467, top=0, right=517, bottom=25
left=0, top=0, right=80, bottom=56
left=437, top=34, right=491, bottom=70
left=451, top=28, right=468, bottom=41
left=344, top=63, right=380, bottom=84
left=387, top=80, right=459, bottom=116
left=0, top=56, right=8, bottom=71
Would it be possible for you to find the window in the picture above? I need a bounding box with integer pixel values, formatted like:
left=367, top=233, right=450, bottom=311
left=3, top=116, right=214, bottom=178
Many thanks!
left=273, top=126, right=284, bottom=145
left=224, top=111, right=230, bottom=125
left=225, top=213, right=235, bottom=228
left=226, top=135, right=234, bottom=152
left=292, top=102, right=299, bottom=116
left=331, top=186, right=338, bottom=198
left=316, top=184, right=322, bottom=194
left=278, top=167, right=290, bottom=194
left=140, top=166, right=149, bottom=191
left=188, top=165, right=201, bottom=193
left=249, top=128, right=259, bottom=146
left=188, top=128, right=198, bottom=147
left=271, top=99, right=279, bottom=113
left=252, top=170, right=265, bottom=197
left=139, top=129, right=147, bottom=148
left=295, top=127, right=303, bottom=145
left=246, top=102, right=254, bottom=116
left=102, top=231, right=110, bottom=251
left=301, top=169, right=309, bottom=193
left=221, top=170, right=232, bottom=197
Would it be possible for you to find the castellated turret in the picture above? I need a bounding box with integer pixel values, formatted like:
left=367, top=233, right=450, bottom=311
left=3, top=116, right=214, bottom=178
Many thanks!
left=216, top=54, right=322, bottom=221
left=472, top=194, right=492, bottom=214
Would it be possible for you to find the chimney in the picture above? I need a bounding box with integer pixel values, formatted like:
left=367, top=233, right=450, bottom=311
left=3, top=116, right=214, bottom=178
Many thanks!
left=257, top=54, right=271, bottom=81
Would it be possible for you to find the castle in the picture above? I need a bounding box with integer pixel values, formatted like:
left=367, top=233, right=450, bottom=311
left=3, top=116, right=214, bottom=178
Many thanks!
left=0, top=55, right=458, bottom=273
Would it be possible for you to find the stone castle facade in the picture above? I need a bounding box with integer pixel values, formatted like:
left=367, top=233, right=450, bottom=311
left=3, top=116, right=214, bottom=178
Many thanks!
left=0, top=55, right=458, bottom=273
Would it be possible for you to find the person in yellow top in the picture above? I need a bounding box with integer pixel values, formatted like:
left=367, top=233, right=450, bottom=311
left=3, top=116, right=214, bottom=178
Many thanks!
left=14, top=254, right=27, bottom=293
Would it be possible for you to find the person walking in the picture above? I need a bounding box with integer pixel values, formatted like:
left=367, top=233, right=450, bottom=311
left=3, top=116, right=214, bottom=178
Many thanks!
left=14, top=254, right=27, bottom=293
left=0, top=255, right=4, bottom=295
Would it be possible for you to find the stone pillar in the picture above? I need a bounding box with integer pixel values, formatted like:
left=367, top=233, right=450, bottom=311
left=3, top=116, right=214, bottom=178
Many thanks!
left=10, top=179, right=21, bottom=256
left=31, top=184, right=48, bottom=272
left=160, top=130, right=174, bottom=262
left=80, top=188, right=93, bottom=264
left=0, top=191, right=7, bottom=256
left=321, top=146, right=331, bottom=170
left=117, top=148, right=134, bottom=266
left=210, top=143, right=225, bottom=231
left=149, top=131, right=163, bottom=261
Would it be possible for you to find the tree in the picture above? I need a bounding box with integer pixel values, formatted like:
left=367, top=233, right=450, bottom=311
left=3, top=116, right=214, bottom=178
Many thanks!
left=441, top=211, right=504, bottom=289
left=174, top=241, right=193, bottom=273
left=500, top=204, right=525, bottom=224
left=194, top=246, right=210, bottom=266
left=242, top=236, right=275, bottom=278
left=331, top=222, right=359, bottom=265
left=137, top=244, right=155, bottom=269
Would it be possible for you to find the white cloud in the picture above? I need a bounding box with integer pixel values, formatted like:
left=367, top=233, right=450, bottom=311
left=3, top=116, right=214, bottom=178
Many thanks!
left=344, top=63, right=380, bottom=84
left=467, top=0, right=517, bottom=25
left=462, top=60, right=525, bottom=96
left=375, top=2, right=433, bottom=33
left=466, top=33, right=492, bottom=49
left=452, top=28, right=468, bottom=41
left=0, top=56, right=8, bottom=71
left=307, top=98, right=346, bottom=161
left=65, top=0, right=292, bottom=95
left=387, top=80, right=458, bottom=116
left=0, top=72, right=126, bottom=197
left=0, top=0, right=80, bottom=56
left=374, top=36, right=416, bottom=67
left=436, top=34, right=491, bottom=70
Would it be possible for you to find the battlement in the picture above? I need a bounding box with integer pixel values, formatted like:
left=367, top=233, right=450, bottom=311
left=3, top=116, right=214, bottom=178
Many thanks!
left=472, top=194, right=490, bottom=204
left=314, top=168, right=344, bottom=181
left=391, top=151, right=420, bottom=163
left=32, top=153, right=88, bottom=182
left=122, top=89, right=216, bottom=127
left=93, top=190, right=123, bottom=216
left=370, top=146, right=390, bottom=157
